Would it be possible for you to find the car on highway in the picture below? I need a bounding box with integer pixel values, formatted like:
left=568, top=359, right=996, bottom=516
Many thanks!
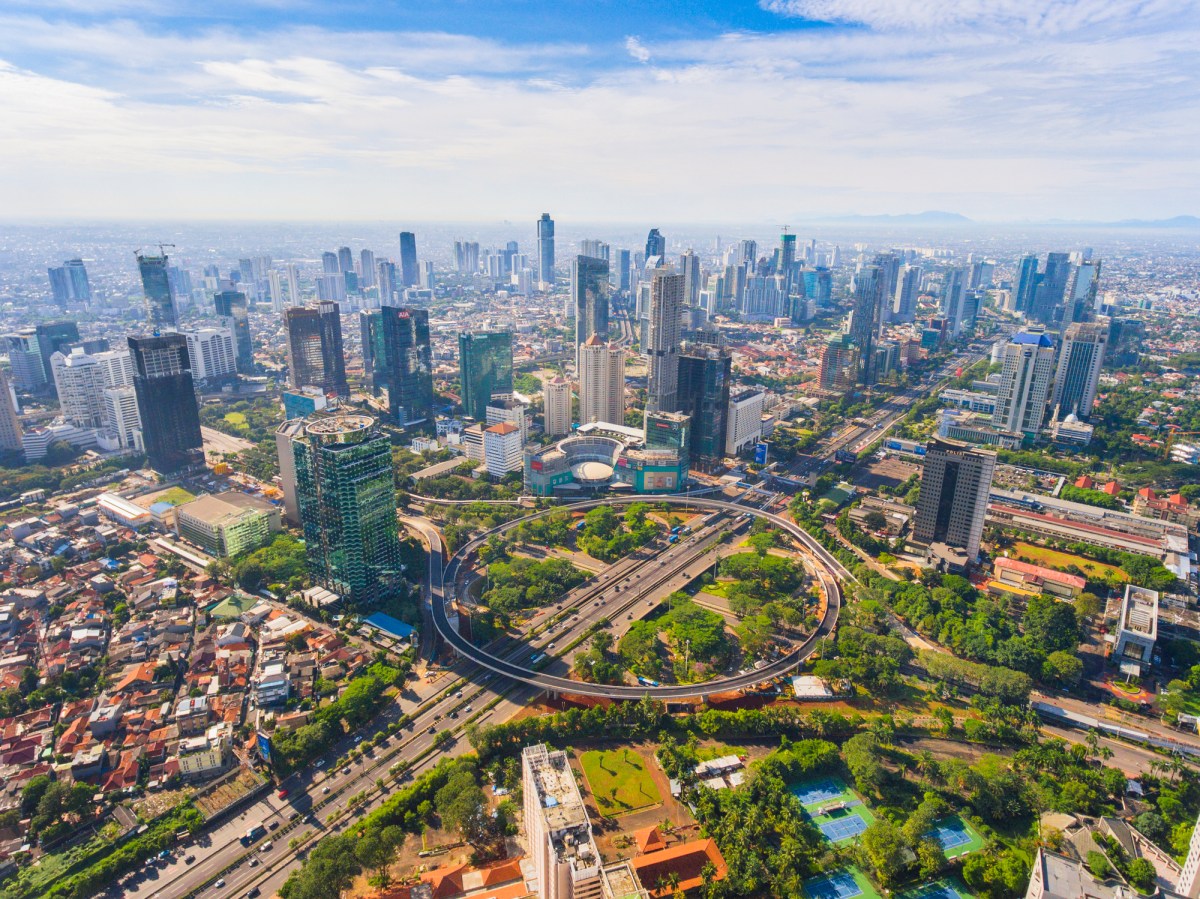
left=353, top=734, right=363, bottom=744
left=315, top=758, right=326, bottom=767
left=260, top=841, right=273, bottom=852
left=277, top=788, right=289, bottom=799
left=216, top=879, right=226, bottom=888
left=343, top=766, right=351, bottom=775
left=184, top=854, right=196, bottom=864
left=322, top=786, right=330, bottom=794
left=249, top=857, right=260, bottom=867
left=247, top=889, right=261, bottom=898
left=428, top=725, right=437, bottom=734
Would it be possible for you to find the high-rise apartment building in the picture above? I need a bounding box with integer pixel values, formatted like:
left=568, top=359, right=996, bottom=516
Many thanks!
left=680, top=250, right=701, bottom=308
left=0, top=368, right=24, bottom=456
left=645, top=228, right=665, bottom=261
left=725, top=389, right=765, bottom=456
left=35, top=321, right=81, bottom=386
left=578, top=335, right=625, bottom=426
left=213, top=290, right=254, bottom=374
left=912, top=437, right=997, bottom=563
left=399, top=231, right=419, bottom=287
left=128, top=334, right=203, bottom=473
left=543, top=375, right=571, bottom=437
left=941, top=268, right=970, bottom=339
left=645, top=268, right=684, bottom=413
left=1051, top=321, right=1107, bottom=422
left=381, top=306, right=434, bottom=426
left=102, top=385, right=141, bottom=450
left=818, top=334, right=858, bottom=392
left=992, top=331, right=1056, bottom=438
left=377, top=260, right=397, bottom=305
left=336, top=246, right=353, bottom=274
left=358, top=249, right=376, bottom=289
left=677, top=343, right=731, bottom=466
left=458, top=331, right=513, bottom=421
left=739, top=239, right=758, bottom=267
left=292, top=414, right=402, bottom=605
left=137, top=251, right=177, bottom=332
left=285, top=263, right=302, bottom=307
left=50, top=347, right=134, bottom=429
left=571, top=256, right=611, bottom=352
left=284, top=302, right=348, bottom=399
left=537, top=213, right=555, bottom=287
left=483, top=422, right=523, bottom=477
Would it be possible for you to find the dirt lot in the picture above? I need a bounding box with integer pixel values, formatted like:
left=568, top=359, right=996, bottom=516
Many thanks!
left=852, top=456, right=920, bottom=492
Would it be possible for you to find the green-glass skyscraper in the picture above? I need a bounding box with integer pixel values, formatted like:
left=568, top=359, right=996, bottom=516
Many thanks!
left=293, top=414, right=402, bottom=606
left=458, top=331, right=512, bottom=420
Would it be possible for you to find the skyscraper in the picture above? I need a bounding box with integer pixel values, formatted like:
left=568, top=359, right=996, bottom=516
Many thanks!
left=818, top=334, right=859, bottom=393
left=893, top=264, right=921, bottom=323
left=0, top=368, right=23, bottom=456
left=873, top=252, right=901, bottom=319
left=3, top=331, right=47, bottom=392
left=645, top=268, right=685, bottom=413
left=571, top=255, right=611, bottom=352
left=578, top=335, right=625, bottom=426
left=381, top=306, right=434, bottom=426
left=137, top=251, right=177, bottom=332
left=542, top=375, right=571, bottom=437
left=458, top=331, right=513, bottom=420
left=285, top=263, right=302, bottom=307
left=912, top=437, right=996, bottom=563
left=336, top=246, right=354, bottom=274
left=358, top=249, right=376, bottom=289
left=213, top=290, right=254, bottom=374
left=1065, top=259, right=1101, bottom=325
left=399, top=232, right=419, bottom=287
left=615, top=249, right=631, bottom=293
left=292, top=414, right=402, bottom=606
left=284, top=303, right=349, bottom=399
left=738, top=239, right=757, bottom=267
left=1030, top=252, right=1070, bottom=324
left=35, top=320, right=81, bottom=385
left=992, top=331, right=1056, bottom=438
left=128, top=334, right=203, bottom=473
left=849, top=265, right=883, bottom=384
left=677, top=343, right=732, bottom=467
left=1014, top=254, right=1040, bottom=315
left=1051, top=322, right=1107, bottom=421
left=377, top=259, right=397, bottom=306
left=680, top=250, right=701, bottom=308
left=359, top=309, right=387, bottom=395
left=181, top=327, right=237, bottom=385
left=48, top=266, right=71, bottom=308
left=940, top=268, right=970, bottom=339
left=536, top=213, right=555, bottom=287
left=322, top=251, right=340, bottom=274
left=50, top=347, right=133, bottom=429
left=645, top=228, right=666, bottom=261
left=779, top=231, right=797, bottom=294
left=64, top=259, right=90, bottom=304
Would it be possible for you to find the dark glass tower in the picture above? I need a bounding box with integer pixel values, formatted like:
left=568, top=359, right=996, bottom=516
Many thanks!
left=399, top=231, right=419, bottom=287
left=677, top=344, right=731, bottom=467
left=382, top=306, right=434, bottom=426
left=137, top=251, right=177, bottom=332
left=213, top=290, right=254, bottom=374
left=293, top=414, right=402, bottom=606
left=284, top=302, right=348, bottom=399
left=849, top=265, right=884, bottom=384
left=536, top=213, right=555, bottom=285
left=128, top=334, right=203, bottom=473
left=35, top=321, right=81, bottom=385
left=458, top=331, right=513, bottom=420
left=359, top=309, right=388, bottom=395
left=571, top=256, right=611, bottom=351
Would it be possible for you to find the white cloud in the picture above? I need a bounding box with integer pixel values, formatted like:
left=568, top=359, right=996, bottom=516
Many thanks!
left=624, top=36, right=651, bottom=63
left=0, top=6, right=1197, bottom=221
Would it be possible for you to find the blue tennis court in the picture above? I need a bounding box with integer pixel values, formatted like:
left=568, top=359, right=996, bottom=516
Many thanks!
left=933, top=821, right=971, bottom=850
left=806, top=872, right=864, bottom=899
left=793, top=778, right=844, bottom=806
left=907, top=885, right=964, bottom=899
left=820, top=813, right=869, bottom=842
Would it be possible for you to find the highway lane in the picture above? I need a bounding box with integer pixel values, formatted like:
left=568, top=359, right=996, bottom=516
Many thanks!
left=432, top=495, right=843, bottom=699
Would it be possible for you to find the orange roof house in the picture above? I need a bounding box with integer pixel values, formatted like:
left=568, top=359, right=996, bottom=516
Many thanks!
left=633, top=838, right=728, bottom=898
left=635, top=825, right=667, bottom=855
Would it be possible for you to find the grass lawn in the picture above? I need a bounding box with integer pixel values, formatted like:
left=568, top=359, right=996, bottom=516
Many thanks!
left=224, top=411, right=249, bottom=428
left=701, top=580, right=735, bottom=598
left=579, top=748, right=662, bottom=817
left=1012, top=542, right=1127, bottom=583
left=158, top=486, right=197, bottom=506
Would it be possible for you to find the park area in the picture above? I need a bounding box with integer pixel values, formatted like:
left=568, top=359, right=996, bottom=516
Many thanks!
left=1012, top=542, right=1127, bottom=583
left=579, top=748, right=663, bottom=817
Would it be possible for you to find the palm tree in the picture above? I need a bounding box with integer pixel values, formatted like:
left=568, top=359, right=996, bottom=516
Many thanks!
left=915, top=750, right=939, bottom=782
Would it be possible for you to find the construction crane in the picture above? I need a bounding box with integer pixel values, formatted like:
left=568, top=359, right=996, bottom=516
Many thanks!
left=1160, top=429, right=1200, bottom=460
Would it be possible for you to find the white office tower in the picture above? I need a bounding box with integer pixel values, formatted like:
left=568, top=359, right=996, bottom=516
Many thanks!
left=483, top=422, right=523, bottom=477
left=182, top=328, right=237, bottom=384
left=680, top=249, right=701, bottom=307
left=992, top=331, right=1056, bottom=437
left=1051, top=322, right=1107, bottom=422
left=268, top=270, right=286, bottom=312
left=913, top=437, right=996, bottom=563
left=50, top=348, right=135, bottom=430
left=420, top=261, right=434, bottom=290
left=645, top=268, right=684, bottom=413
left=0, top=368, right=23, bottom=455
left=359, top=249, right=376, bottom=288
left=102, top=386, right=142, bottom=450
left=486, top=398, right=530, bottom=446
left=543, top=375, right=571, bottom=437
left=522, top=744, right=648, bottom=899
left=893, top=264, right=921, bottom=323
left=578, top=335, right=625, bottom=426
left=725, top=389, right=765, bottom=455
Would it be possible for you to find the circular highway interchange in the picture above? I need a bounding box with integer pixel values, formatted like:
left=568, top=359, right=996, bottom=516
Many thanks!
left=432, top=494, right=844, bottom=699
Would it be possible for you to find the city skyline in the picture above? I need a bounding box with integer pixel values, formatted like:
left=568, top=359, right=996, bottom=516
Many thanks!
left=1, top=1, right=1198, bottom=223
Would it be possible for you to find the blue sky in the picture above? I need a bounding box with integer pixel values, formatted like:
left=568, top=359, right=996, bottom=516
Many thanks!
left=1, top=0, right=1197, bottom=222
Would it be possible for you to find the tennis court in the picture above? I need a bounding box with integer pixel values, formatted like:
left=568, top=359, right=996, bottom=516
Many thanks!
left=820, top=813, right=869, bottom=842
left=805, top=872, right=863, bottom=899
left=897, top=878, right=975, bottom=899
left=793, top=778, right=845, bottom=807
left=930, top=816, right=983, bottom=858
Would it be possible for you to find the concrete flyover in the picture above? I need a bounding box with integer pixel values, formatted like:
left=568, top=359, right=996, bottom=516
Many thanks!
left=432, top=494, right=843, bottom=699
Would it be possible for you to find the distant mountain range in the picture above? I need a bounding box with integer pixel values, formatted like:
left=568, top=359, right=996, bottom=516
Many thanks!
left=807, top=211, right=1200, bottom=228
left=1106, top=215, right=1200, bottom=229
left=814, top=210, right=973, bottom=225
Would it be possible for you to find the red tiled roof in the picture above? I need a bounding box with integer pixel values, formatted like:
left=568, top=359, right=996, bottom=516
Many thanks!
left=633, top=838, right=727, bottom=898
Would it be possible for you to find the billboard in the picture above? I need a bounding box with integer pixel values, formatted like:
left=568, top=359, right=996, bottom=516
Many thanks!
left=754, top=443, right=769, bottom=465
left=835, top=449, right=858, bottom=464
left=256, top=732, right=272, bottom=764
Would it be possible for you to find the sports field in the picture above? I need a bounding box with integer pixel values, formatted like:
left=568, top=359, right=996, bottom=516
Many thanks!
left=928, top=816, right=984, bottom=859
left=792, top=776, right=877, bottom=845
left=1012, top=542, right=1127, bottom=583
left=897, top=878, right=977, bottom=899
left=803, top=868, right=882, bottom=899
left=579, top=748, right=662, bottom=817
